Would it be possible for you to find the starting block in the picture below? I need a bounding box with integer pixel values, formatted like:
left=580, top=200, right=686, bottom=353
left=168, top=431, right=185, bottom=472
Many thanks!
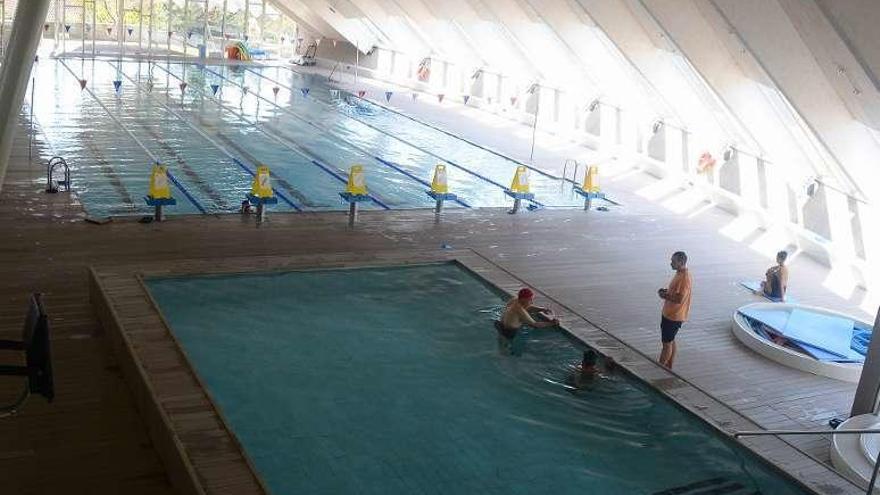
left=248, top=166, right=277, bottom=222
left=339, top=191, right=372, bottom=203
left=506, top=166, right=534, bottom=214
left=574, top=188, right=605, bottom=210
left=427, top=165, right=457, bottom=214
left=504, top=189, right=535, bottom=214
left=144, top=196, right=176, bottom=221
left=145, top=163, right=175, bottom=221
left=427, top=190, right=458, bottom=213
left=341, top=165, right=371, bottom=225
left=575, top=165, right=604, bottom=211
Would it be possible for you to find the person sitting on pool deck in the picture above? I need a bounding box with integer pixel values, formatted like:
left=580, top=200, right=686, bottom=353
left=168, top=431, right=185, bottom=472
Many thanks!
left=495, top=288, right=559, bottom=339
left=759, top=250, right=789, bottom=301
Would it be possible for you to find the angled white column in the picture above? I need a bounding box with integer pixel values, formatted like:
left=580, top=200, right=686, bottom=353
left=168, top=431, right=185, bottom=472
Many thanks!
left=0, top=0, right=52, bottom=191
left=851, top=308, right=880, bottom=416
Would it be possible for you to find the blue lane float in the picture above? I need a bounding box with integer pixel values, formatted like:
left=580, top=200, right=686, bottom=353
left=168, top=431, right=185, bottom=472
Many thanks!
left=731, top=302, right=872, bottom=382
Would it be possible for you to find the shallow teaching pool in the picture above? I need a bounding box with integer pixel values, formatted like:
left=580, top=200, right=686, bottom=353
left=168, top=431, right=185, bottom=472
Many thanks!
left=146, top=263, right=809, bottom=494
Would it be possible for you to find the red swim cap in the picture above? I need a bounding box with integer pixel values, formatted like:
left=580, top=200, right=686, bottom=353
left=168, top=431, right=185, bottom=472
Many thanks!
left=518, top=288, right=534, bottom=300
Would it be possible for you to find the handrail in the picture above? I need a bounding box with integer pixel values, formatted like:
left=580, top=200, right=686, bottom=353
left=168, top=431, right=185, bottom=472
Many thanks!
left=734, top=427, right=880, bottom=494
left=327, top=61, right=340, bottom=82
left=46, top=156, right=70, bottom=192
left=734, top=428, right=880, bottom=438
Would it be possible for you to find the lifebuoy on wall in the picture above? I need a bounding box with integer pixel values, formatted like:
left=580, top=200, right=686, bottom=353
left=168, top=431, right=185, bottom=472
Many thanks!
left=417, top=58, right=431, bottom=82
left=697, top=152, right=716, bottom=174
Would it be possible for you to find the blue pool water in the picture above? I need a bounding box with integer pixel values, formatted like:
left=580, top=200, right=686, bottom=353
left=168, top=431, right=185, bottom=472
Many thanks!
left=31, top=58, right=585, bottom=217
left=146, top=263, right=809, bottom=494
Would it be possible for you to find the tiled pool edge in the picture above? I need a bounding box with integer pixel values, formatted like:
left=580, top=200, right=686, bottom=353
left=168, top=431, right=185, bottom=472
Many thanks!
left=89, top=251, right=862, bottom=495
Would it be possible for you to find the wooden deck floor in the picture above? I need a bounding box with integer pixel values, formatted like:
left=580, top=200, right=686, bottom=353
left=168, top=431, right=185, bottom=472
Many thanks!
left=0, top=110, right=874, bottom=494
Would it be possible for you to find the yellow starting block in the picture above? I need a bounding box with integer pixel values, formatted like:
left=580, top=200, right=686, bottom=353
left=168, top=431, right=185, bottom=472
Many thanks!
left=431, top=164, right=448, bottom=194
left=582, top=165, right=599, bottom=193
left=250, top=166, right=274, bottom=198
left=510, top=165, right=530, bottom=194
left=574, top=165, right=606, bottom=211
left=144, top=163, right=176, bottom=221
left=148, top=163, right=172, bottom=200
left=345, top=164, right=368, bottom=196
left=504, top=165, right=535, bottom=214
left=246, top=165, right=278, bottom=222
left=426, top=164, right=457, bottom=214
left=340, top=165, right=372, bottom=226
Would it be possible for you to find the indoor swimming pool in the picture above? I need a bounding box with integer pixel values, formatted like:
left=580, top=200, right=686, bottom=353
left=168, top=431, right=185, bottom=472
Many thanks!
left=146, top=263, right=809, bottom=494
left=31, top=57, right=587, bottom=218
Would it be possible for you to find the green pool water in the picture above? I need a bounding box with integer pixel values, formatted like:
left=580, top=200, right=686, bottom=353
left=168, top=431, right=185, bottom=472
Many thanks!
left=146, top=263, right=810, bottom=495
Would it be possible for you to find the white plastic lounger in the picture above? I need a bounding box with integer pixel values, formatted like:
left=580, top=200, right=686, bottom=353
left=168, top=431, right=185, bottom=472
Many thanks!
left=731, top=302, right=871, bottom=382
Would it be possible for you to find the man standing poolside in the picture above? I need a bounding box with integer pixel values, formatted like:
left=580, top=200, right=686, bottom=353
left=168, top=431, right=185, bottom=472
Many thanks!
left=657, top=251, right=692, bottom=369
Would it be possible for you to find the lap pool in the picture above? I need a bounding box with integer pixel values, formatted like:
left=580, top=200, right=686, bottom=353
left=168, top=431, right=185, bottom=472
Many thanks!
left=145, top=263, right=810, bottom=494
left=31, top=58, right=587, bottom=217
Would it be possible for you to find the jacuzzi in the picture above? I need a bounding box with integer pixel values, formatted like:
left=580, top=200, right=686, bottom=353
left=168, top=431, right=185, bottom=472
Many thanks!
left=831, top=413, right=880, bottom=490
left=731, top=303, right=871, bottom=383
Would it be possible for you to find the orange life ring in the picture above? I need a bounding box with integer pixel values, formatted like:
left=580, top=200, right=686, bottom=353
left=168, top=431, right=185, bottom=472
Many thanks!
left=417, top=58, right=431, bottom=82
left=697, top=152, right=716, bottom=174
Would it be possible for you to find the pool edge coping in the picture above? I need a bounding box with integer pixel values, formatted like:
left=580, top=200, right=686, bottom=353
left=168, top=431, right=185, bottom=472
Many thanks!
left=89, top=250, right=863, bottom=495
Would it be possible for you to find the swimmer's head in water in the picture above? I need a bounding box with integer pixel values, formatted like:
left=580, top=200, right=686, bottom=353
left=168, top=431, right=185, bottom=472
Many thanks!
left=517, top=287, right=534, bottom=302
left=582, top=350, right=598, bottom=367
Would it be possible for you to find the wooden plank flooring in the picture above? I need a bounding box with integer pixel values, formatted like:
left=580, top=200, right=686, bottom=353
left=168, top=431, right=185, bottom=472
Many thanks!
left=0, top=107, right=874, bottom=494
left=91, top=251, right=862, bottom=495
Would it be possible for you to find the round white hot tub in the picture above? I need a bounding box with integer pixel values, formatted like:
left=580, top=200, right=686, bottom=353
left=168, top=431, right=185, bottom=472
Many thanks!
left=831, top=413, right=880, bottom=491
left=731, top=303, right=869, bottom=383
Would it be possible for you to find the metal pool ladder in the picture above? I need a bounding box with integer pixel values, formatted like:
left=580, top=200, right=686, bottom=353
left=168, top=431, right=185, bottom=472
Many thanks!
left=328, top=61, right=341, bottom=82
left=45, top=156, right=70, bottom=193
left=561, top=158, right=580, bottom=188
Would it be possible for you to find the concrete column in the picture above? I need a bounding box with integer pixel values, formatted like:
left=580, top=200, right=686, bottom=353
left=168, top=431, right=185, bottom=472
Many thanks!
left=0, top=0, right=52, bottom=191
left=718, top=149, right=741, bottom=196
left=851, top=307, right=880, bottom=417
left=117, top=0, right=124, bottom=51
left=802, top=184, right=832, bottom=241
left=664, top=126, right=683, bottom=171
left=583, top=103, right=600, bottom=137
left=598, top=103, right=617, bottom=149
left=647, top=122, right=666, bottom=162
left=739, top=154, right=761, bottom=204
